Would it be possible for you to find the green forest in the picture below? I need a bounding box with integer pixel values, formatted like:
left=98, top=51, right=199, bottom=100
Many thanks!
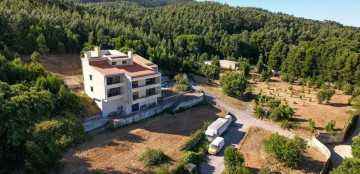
left=0, top=0, right=359, bottom=172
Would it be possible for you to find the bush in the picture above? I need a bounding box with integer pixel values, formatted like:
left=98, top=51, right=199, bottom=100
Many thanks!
left=258, top=167, right=275, bottom=174
left=342, top=83, right=353, bottom=95
left=308, top=119, right=316, bottom=132
left=325, top=120, right=336, bottom=135
left=280, top=120, right=294, bottom=130
left=330, top=158, right=360, bottom=174
left=180, top=129, right=204, bottom=151
left=156, top=164, right=171, bottom=174
left=141, top=148, right=166, bottom=167
left=224, top=146, right=248, bottom=174
left=352, top=134, right=360, bottom=159
left=30, top=51, right=41, bottom=61
left=105, top=123, right=116, bottom=132
left=263, top=134, right=307, bottom=168
left=268, top=105, right=293, bottom=122
left=317, top=88, right=335, bottom=104
left=253, top=106, right=265, bottom=119
left=266, top=99, right=281, bottom=108
left=182, top=151, right=202, bottom=165
left=220, top=72, right=249, bottom=98
left=288, top=85, right=293, bottom=90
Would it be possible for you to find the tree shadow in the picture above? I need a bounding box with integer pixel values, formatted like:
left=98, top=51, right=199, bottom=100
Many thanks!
left=327, top=102, right=350, bottom=107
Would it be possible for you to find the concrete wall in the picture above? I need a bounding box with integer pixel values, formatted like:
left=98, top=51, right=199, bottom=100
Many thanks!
left=312, top=135, right=331, bottom=174
left=113, top=93, right=204, bottom=128
left=172, top=94, right=204, bottom=112
left=113, top=102, right=174, bottom=128
left=316, top=115, right=358, bottom=144
left=83, top=116, right=110, bottom=132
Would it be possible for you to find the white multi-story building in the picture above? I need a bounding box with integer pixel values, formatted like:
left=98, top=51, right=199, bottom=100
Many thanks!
left=81, top=46, right=161, bottom=117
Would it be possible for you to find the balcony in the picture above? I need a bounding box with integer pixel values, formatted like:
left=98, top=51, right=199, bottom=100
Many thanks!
left=107, top=76, right=123, bottom=85
left=132, top=92, right=160, bottom=101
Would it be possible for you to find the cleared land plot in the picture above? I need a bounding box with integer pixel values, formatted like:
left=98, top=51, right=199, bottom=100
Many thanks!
left=250, top=76, right=352, bottom=136
left=239, top=127, right=327, bottom=174
left=39, top=54, right=82, bottom=75
left=61, top=105, right=226, bottom=174
left=191, top=74, right=246, bottom=110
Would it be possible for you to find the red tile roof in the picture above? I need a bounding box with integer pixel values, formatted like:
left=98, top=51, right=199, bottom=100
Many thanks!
left=89, top=54, right=158, bottom=77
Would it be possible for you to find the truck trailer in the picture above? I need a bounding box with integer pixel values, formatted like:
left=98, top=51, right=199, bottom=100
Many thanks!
left=205, top=115, right=232, bottom=141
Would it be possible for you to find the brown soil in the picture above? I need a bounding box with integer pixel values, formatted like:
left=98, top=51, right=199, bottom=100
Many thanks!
left=191, top=74, right=247, bottom=110
left=239, top=127, right=327, bottom=174
left=61, top=105, right=227, bottom=174
left=250, top=76, right=352, bottom=137
left=39, top=54, right=82, bottom=75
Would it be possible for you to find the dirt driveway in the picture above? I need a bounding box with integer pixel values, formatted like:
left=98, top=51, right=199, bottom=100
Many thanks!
left=61, top=105, right=226, bottom=174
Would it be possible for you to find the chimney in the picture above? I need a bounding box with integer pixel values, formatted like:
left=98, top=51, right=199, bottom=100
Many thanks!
left=94, top=46, right=100, bottom=57
left=128, top=51, right=133, bottom=59
left=128, top=51, right=133, bottom=65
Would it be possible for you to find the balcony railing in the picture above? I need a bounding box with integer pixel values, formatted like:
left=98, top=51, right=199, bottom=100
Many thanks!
left=132, top=82, right=158, bottom=89
left=108, top=92, right=123, bottom=97
left=132, top=92, right=160, bottom=101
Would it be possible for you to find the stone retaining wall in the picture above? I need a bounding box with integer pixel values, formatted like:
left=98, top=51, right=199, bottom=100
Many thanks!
left=312, top=134, right=331, bottom=174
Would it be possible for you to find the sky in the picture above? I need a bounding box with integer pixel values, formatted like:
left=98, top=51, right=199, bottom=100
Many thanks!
left=197, top=0, right=360, bottom=27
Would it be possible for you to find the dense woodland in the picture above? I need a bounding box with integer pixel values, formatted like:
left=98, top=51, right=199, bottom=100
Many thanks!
left=0, top=0, right=360, bottom=172
left=74, top=0, right=193, bottom=7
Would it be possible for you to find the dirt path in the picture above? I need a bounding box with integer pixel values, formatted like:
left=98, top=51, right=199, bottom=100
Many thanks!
left=61, top=105, right=226, bottom=174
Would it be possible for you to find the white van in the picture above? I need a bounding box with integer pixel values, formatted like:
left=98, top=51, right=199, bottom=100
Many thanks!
left=208, top=137, right=225, bottom=155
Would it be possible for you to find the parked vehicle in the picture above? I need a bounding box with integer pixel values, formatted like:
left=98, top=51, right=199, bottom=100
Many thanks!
left=208, top=137, right=225, bottom=155
left=205, top=115, right=232, bottom=141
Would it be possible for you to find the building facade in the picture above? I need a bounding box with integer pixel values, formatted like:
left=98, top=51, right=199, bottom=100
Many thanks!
left=81, top=46, right=161, bottom=117
left=204, top=60, right=239, bottom=70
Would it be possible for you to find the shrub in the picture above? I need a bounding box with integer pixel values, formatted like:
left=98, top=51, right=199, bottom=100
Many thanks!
left=269, top=105, right=293, bottom=121
left=180, top=129, right=204, bottom=151
left=30, top=51, right=41, bottom=61
left=281, top=120, right=294, bottom=130
left=224, top=146, right=248, bottom=174
left=182, top=151, right=202, bottom=165
left=105, top=123, right=116, bottom=132
left=325, top=120, right=336, bottom=135
left=317, top=88, right=335, bottom=104
left=330, top=158, right=360, bottom=174
left=266, top=99, right=281, bottom=108
left=342, top=83, right=353, bottom=95
left=156, top=164, right=171, bottom=174
left=141, top=148, right=166, bottom=167
left=352, top=134, right=360, bottom=159
left=288, top=85, right=293, bottom=90
left=263, top=134, right=307, bottom=168
left=308, top=119, right=316, bottom=131
left=253, top=106, right=265, bottom=119
left=258, top=167, right=275, bottom=174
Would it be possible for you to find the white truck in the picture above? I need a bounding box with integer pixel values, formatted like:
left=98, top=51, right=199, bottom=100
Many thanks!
left=208, top=137, right=225, bottom=155
left=205, top=115, right=232, bottom=141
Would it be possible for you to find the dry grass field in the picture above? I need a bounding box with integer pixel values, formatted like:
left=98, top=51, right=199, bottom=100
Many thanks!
left=39, top=54, right=82, bottom=75
left=61, top=104, right=227, bottom=174
left=239, top=127, right=327, bottom=174
left=250, top=76, right=352, bottom=136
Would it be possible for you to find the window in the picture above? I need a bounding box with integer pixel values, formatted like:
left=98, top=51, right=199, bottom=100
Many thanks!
left=132, top=103, right=139, bottom=112
left=90, top=86, right=93, bottom=92
left=111, top=62, right=116, bottom=66
left=89, top=75, right=92, bottom=80
left=107, top=76, right=122, bottom=85
left=146, top=78, right=155, bottom=85
left=132, top=81, right=138, bottom=88
left=146, top=88, right=156, bottom=96
left=133, top=92, right=139, bottom=100
left=122, top=61, right=127, bottom=64
left=107, top=87, right=122, bottom=97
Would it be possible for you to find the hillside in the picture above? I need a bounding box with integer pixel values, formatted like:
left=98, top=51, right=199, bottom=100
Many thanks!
left=0, top=0, right=360, bottom=172
left=73, top=0, right=193, bottom=7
